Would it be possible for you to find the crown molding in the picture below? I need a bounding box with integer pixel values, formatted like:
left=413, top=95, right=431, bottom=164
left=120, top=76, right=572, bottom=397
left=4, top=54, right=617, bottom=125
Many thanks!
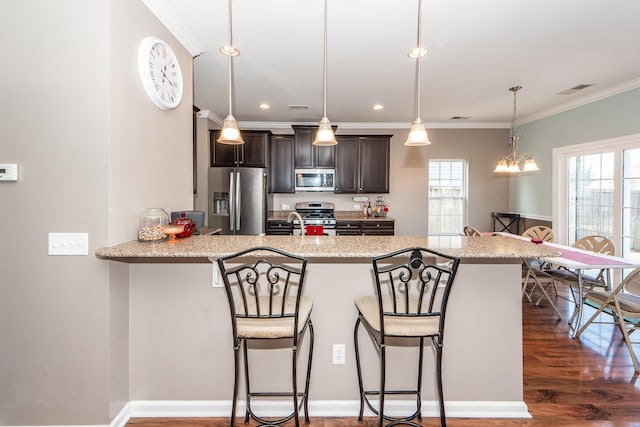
left=141, top=0, right=205, bottom=57
left=197, top=110, right=224, bottom=126
left=520, top=77, right=640, bottom=125
left=234, top=121, right=511, bottom=130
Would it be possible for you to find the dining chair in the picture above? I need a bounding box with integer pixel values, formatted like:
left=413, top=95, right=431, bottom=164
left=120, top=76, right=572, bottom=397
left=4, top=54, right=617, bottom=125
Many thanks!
left=217, top=246, right=314, bottom=427
left=521, top=226, right=555, bottom=242
left=547, top=235, right=615, bottom=325
left=575, top=266, right=640, bottom=373
left=353, top=247, right=461, bottom=427
left=548, top=235, right=615, bottom=289
left=522, top=257, right=562, bottom=319
left=520, top=226, right=558, bottom=303
left=463, top=226, right=482, bottom=236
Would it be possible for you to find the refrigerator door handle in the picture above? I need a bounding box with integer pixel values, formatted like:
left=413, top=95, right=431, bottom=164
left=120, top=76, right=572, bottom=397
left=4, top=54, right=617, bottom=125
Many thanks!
left=235, top=171, right=241, bottom=230
left=229, top=171, right=235, bottom=231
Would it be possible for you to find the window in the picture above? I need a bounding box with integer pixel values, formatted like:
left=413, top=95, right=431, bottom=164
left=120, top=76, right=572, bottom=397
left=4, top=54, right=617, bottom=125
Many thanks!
left=428, top=160, right=467, bottom=235
left=554, top=134, right=640, bottom=262
left=567, top=152, right=614, bottom=244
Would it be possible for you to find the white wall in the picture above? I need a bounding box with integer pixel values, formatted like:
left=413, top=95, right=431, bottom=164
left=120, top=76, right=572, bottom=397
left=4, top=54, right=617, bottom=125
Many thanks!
left=0, top=0, right=193, bottom=424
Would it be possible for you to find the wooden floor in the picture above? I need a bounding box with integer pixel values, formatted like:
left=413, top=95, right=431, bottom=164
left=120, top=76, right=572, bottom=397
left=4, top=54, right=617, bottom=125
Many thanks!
left=127, top=284, right=640, bottom=426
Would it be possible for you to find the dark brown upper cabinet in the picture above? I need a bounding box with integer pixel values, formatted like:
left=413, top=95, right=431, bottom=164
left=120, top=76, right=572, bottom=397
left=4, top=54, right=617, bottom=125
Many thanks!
left=269, top=135, right=295, bottom=193
left=334, top=135, right=391, bottom=194
left=292, top=125, right=335, bottom=169
left=210, top=130, right=272, bottom=168
left=334, top=136, right=358, bottom=193
left=358, top=136, right=390, bottom=193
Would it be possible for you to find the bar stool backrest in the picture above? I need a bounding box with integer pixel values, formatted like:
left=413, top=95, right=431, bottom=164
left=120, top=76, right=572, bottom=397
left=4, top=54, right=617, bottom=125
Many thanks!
left=372, top=247, right=460, bottom=341
left=217, top=246, right=307, bottom=341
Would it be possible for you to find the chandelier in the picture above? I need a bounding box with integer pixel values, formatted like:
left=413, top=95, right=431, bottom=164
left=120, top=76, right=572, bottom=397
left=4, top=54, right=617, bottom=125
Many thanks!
left=494, top=86, right=538, bottom=173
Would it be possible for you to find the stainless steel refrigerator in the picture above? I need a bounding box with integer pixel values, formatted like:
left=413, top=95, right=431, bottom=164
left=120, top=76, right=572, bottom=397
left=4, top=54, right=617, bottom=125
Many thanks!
left=208, top=167, right=268, bottom=235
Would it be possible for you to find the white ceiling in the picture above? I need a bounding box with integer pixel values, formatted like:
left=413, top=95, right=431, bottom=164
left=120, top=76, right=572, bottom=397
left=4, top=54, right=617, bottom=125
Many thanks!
left=144, top=0, right=640, bottom=129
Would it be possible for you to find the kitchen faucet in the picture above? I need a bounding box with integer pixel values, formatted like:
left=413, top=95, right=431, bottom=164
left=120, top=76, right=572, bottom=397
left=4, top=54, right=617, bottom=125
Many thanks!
left=287, top=211, right=305, bottom=236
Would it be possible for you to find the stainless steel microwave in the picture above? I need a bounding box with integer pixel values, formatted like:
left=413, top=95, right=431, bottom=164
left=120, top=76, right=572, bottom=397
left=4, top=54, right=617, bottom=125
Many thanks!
left=294, top=169, right=335, bottom=192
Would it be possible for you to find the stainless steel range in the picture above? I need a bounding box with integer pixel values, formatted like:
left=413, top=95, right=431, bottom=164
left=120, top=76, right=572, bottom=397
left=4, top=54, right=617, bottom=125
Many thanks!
left=294, top=201, right=336, bottom=235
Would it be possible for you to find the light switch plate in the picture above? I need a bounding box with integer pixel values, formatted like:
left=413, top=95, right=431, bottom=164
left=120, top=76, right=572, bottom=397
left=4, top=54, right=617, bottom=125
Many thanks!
left=48, top=233, right=89, bottom=256
left=212, top=261, right=224, bottom=288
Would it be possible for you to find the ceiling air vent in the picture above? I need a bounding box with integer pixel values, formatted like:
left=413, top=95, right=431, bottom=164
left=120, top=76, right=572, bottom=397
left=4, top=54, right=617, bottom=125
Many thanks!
left=449, top=116, right=471, bottom=120
left=288, top=105, right=309, bottom=110
left=557, top=84, right=594, bottom=95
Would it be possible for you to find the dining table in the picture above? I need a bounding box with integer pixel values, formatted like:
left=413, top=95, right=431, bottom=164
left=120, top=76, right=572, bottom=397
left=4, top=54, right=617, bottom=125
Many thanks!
left=496, top=233, right=638, bottom=337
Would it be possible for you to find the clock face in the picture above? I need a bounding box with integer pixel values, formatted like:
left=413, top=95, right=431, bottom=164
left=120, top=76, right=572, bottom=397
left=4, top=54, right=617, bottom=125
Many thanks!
left=137, top=36, right=183, bottom=110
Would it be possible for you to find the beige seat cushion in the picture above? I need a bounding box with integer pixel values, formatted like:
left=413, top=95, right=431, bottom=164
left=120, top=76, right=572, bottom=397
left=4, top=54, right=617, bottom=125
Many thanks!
left=548, top=269, right=603, bottom=286
left=355, top=295, right=440, bottom=337
left=586, top=290, right=640, bottom=318
left=236, top=296, right=312, bottom=339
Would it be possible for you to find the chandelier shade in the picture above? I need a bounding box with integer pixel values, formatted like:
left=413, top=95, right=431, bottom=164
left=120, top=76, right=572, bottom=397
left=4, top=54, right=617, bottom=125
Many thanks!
left=494, top=86, right=538, bottom=173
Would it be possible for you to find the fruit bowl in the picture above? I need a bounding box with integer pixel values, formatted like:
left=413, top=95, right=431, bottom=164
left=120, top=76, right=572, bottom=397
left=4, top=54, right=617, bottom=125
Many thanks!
left=160, top=224, right=185, bottom=243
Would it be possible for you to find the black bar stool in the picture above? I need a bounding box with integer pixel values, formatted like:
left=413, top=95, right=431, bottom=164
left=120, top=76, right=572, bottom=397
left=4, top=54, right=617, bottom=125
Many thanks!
left=217, top=246, right=314, bottom=427
left=353, top=247, right=460, bottom=427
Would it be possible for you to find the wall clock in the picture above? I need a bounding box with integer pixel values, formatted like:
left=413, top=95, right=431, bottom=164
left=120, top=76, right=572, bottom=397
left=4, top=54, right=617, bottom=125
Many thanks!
left=137, top=36, right=183, bottom=110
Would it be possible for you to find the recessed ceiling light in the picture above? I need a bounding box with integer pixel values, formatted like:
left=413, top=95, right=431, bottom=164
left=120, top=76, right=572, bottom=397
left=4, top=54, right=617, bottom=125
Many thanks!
left=372, top=104, right=384, bottom=110
left=408, top=47, right=428, bottom=58
left=258, top=103, right=270, bottom=110
left=219, top=45, right=240, bottom=57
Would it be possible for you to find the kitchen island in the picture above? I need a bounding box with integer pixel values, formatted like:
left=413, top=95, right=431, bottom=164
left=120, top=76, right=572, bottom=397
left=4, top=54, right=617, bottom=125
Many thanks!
left=96, top=235, right=558, bottom=420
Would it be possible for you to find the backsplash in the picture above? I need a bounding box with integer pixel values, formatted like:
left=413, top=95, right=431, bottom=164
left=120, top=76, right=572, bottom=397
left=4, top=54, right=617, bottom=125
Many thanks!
left=272, top=193, right=382, bottom=212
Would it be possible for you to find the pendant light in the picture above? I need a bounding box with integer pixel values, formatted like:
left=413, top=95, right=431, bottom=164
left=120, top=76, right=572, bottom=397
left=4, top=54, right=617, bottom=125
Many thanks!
left=494, top=86, right=539, bottom=173
left=313, top=0, right=337, bottom=146
left=217, top=0, right=244, bottom=145
left=404, top=0, right=432, bottom=146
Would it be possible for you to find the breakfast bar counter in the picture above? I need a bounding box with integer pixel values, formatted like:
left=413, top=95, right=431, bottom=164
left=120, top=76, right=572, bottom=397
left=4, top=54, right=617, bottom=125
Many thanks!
left=96, top=234, right=557, bottom=262
left=96, top=235, right=558, bottom=420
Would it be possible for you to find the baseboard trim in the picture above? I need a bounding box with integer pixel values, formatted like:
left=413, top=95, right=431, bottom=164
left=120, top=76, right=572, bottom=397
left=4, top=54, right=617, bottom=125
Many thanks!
left=128, top=399, right=531, bottom=419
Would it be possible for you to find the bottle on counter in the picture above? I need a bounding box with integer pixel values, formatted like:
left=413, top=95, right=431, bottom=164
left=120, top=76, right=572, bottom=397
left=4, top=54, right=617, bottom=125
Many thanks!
left=138, top=208, right=170, bottom=242
left=367, top=201, right=372, bottom=217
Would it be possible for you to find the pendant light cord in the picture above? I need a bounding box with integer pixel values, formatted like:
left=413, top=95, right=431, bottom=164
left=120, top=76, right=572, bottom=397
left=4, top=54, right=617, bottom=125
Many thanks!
left=227, top=0, right=234, bottom=116
left=416, top=0, right=422, bottom=119
left=322, top=0, right=328, bottom=118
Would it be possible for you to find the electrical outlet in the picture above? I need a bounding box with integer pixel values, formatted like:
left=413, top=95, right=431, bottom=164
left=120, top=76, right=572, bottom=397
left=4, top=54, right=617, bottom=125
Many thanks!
left=282, top=203, right=290, bottom=210
left=333, top=344, right=346, bottom=365
left=353, top=204, right=361, bottom=210
left=48, top=233, right=89, bottom=255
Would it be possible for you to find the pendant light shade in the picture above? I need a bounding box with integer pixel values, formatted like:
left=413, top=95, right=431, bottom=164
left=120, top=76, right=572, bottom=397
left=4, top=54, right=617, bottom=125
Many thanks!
left=217, top=0, right=244, bottom=145
left=493, top=86, right=539, bottom=173
left=404, top=0, right=431, bottom=146
left=313, top=0, right=337, bottom=146
left=218, top=115, right=243, bottom=145
left=405, top=118, right=431, bottom=146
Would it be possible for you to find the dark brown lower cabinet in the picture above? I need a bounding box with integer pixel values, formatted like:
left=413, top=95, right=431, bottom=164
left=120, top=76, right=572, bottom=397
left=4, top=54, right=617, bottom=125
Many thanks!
left=266, top=220, right=293, bottom=235
left=336, top=220, right=395, bottom=236
left=361, top=220, right=395, bottom=235
left=336, top=220, right=362, bottom=236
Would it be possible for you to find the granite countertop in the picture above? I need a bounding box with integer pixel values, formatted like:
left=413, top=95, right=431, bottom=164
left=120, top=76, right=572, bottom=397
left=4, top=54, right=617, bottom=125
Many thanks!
left=95, top=234, right=559, bottom=263
left=267, top=210, right=395, bottom=221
